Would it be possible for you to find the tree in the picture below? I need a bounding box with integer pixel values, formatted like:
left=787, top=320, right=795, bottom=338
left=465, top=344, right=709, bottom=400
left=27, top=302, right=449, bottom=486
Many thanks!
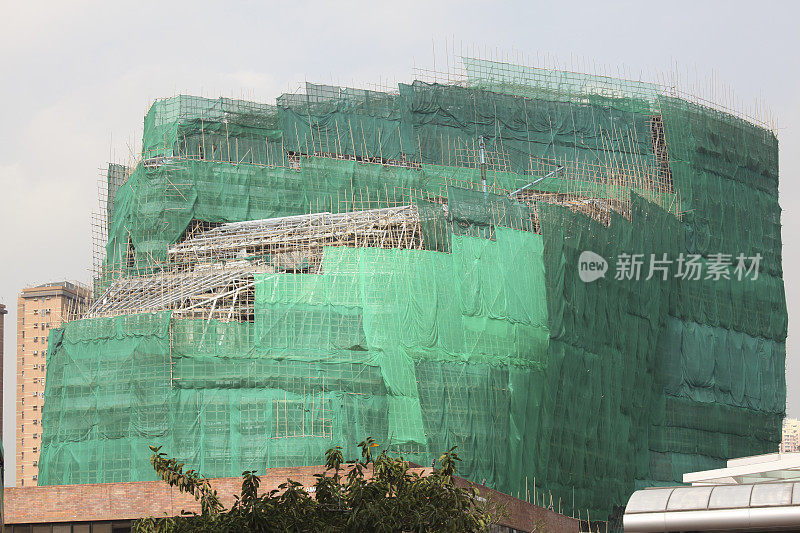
left=132, top=438, right=503, bottom=533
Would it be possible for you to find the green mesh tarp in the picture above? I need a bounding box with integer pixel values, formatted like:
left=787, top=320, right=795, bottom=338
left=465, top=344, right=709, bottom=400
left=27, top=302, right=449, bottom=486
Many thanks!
left=399, top=80, right=654, bottom=174
left=414, top=186, right=534, bottom=251
left=142, top=95, right=281, bottom=161
left=42, top=78, right=786, bottom=518
left=643, top=97, right=786, bottom=493
left=104, top=156, right=437, bottom=275
left=276, top=79, right=656, bottom=175
left=103, top=155, right=541, bottom=281
left=39, top=312, right=172, bottom=483
left=42, top=229, right=551, bottom=489
left=463, top=57, right=661, bottom=115
left=278, top=83, right=413, bottom=162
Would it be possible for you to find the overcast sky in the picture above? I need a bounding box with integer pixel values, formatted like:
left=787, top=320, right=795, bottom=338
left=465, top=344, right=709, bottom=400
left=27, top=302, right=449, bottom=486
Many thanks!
left=1, top=0, right=798, bottom=485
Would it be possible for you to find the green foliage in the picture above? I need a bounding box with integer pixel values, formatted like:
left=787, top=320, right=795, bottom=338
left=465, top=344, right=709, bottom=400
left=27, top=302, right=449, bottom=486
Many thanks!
left=132, top=439, right=501, bottom=533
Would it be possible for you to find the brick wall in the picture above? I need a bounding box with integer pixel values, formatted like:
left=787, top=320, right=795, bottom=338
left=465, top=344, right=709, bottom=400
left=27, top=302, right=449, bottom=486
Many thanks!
left=5, top=466, right=578, bottom=532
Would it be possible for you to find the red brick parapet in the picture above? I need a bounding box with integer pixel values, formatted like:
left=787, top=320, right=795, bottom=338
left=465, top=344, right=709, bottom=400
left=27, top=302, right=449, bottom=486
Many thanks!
left=5, top=466, right=578, bottom=532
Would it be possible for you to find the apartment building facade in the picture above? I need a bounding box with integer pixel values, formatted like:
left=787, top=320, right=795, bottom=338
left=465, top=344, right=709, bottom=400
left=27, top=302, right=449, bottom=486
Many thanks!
left=16, top=282, right=90, bottom=487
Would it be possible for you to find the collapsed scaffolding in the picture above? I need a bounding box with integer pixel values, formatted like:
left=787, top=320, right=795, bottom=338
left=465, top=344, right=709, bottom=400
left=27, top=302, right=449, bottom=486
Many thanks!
left=87, top=205, right=423, bottom=319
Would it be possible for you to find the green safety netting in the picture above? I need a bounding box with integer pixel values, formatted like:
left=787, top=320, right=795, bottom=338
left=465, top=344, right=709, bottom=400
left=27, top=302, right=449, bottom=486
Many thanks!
left=142, top=95, right=281, bottom=161
left=103, top=156, right=442, bottom=280
left=535, top=193, right=783, bottom=510
left=42, top=228, right=551, bottom=487
left=278, top=83, right=413, bottom=163
left=277, top=79, right=655, bottom=176
left=42, top=74, right=785, bottom=519
left=463, top=58, right=662, bottom=115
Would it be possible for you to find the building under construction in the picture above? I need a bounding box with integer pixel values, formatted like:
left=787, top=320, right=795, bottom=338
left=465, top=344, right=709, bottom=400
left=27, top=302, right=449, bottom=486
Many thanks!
left=38, top=56, right=786, bottom=517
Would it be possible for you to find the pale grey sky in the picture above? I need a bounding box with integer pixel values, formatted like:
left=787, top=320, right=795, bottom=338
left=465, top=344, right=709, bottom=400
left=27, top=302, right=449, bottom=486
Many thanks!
left=1, top=0, right=798, bottom=485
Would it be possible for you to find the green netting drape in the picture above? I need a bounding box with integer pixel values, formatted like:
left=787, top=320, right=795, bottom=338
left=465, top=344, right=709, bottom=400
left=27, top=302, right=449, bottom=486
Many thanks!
left=47, top=80, right=785, bottom=519
left=43, top=229, right=552, bottom=494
